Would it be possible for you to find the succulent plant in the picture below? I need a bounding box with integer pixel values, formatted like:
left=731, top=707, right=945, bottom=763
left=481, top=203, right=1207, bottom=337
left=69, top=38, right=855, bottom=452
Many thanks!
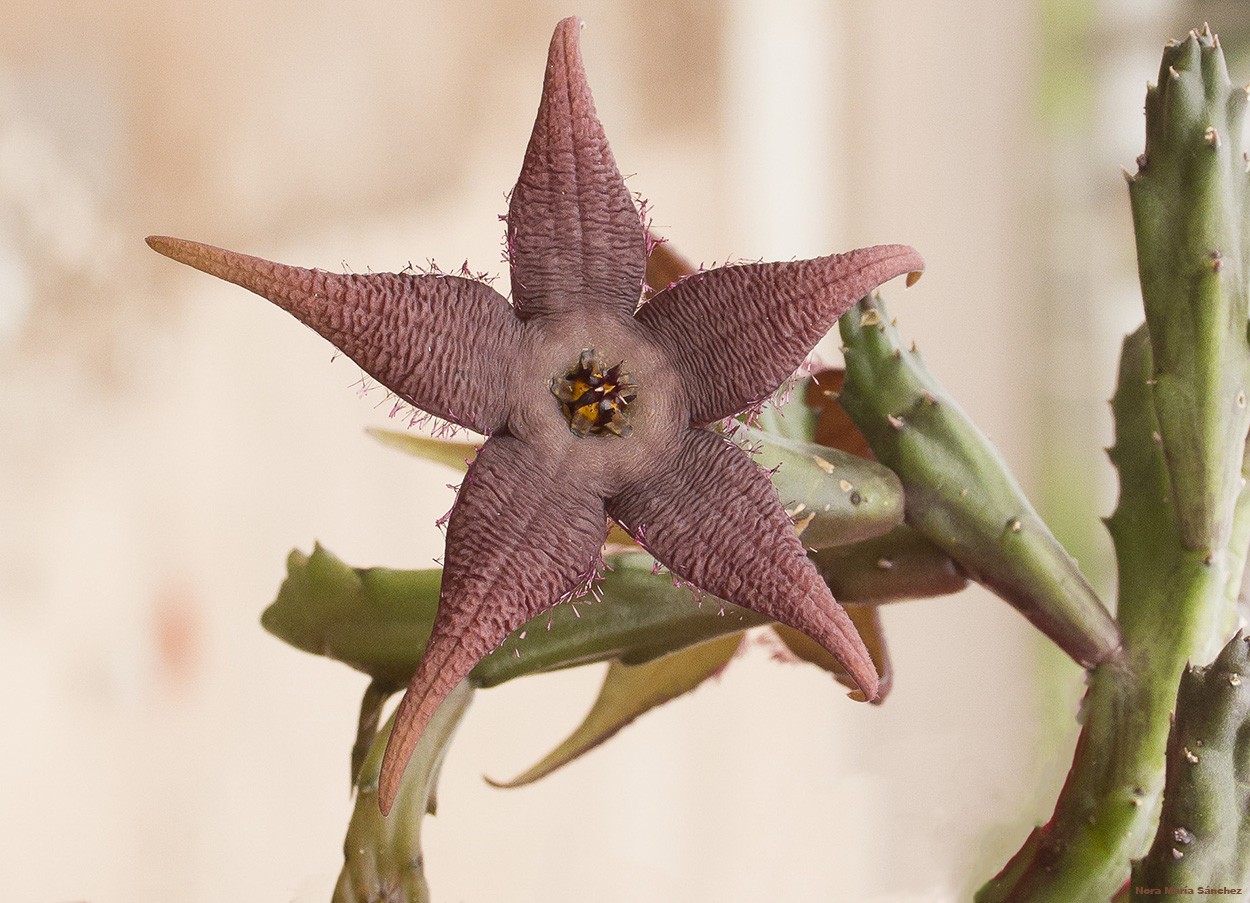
left=146, top=15, right=1250, bottom=902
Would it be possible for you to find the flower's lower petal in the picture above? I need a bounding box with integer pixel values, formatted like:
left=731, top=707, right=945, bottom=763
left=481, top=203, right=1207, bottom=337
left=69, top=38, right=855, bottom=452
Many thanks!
left=606, top=428, right=879, bottom=701
left=378, top=436, right=608, bottom=814
left=635, top=246, right=924, bottom=425
left=146, top=237, right=521, bottom=435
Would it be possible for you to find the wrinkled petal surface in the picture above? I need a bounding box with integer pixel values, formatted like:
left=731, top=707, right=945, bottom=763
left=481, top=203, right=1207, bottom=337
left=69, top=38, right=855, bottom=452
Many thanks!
left=636, top=246, right=924, bottom=425
left=147, top=236, right=521, bottom=435
left=378, top=436, right=608, bottom=812
left=606, top=428, right=879, bottom=700
left=506, top=17, right=646, bottom=320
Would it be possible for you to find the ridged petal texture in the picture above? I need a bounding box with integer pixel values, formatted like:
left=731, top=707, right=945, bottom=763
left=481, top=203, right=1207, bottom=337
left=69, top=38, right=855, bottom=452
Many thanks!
left=637, top=247, right=924, bottom=425
left=145, top=237, right=520, bottom=435
left=147, top=16, right=923, bottom=815
left=607, top=428, right=878, bottom=700
left=378, top=437, right=608, bottom=812
left=506, top=17, right=646, bottom=320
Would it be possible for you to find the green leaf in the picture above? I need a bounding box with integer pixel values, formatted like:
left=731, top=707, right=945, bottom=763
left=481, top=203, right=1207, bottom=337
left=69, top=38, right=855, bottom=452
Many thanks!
left=751, top=381, right=819, bottom=442
left=979, top=325, right=1250, bottom=900
left=367, top=427, right=479, bottom=472
left=333, top=679, right=473, bottom=903
left=351, top=679, right=396, bottom=788
left=487, top=633, right=743, bottom=788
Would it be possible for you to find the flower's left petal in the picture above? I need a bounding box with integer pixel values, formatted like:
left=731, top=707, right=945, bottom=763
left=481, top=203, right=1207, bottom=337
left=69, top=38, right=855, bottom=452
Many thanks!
left=378, top=435, right=608, bottom=814
left=636, top=246, right=924, bottom=425
left=506, top=17, right=646, bottom=321
left=607, top=428, right=879, bottom=701
left=146, top=237, right=521, bottom=435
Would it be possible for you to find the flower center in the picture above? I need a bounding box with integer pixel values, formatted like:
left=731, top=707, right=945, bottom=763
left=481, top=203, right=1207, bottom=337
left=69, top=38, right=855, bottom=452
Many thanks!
left=550, top=348, right=638, bottom=438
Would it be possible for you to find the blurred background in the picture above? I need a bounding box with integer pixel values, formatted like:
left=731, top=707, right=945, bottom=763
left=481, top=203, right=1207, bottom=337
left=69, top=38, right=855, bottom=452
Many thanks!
left=1, top=1, right=1246, bottom=901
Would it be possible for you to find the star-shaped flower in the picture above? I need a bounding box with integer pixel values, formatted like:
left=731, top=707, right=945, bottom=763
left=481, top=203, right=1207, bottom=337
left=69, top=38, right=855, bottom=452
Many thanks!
left=147, top=17, right=922, bottom=813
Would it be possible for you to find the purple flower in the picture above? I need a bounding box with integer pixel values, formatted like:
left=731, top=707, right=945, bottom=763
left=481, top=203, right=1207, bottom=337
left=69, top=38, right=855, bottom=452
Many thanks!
left=148, top=16, right=922, bottom=813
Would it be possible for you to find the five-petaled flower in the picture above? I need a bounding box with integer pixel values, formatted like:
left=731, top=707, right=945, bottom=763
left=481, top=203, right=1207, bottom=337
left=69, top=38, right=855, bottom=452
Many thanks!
left=147, top=16, right=923, bottom=814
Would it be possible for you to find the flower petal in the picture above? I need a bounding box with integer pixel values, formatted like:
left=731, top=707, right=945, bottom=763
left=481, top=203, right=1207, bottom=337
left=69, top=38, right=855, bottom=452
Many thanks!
left=606, top=428, right=879, bottom=701
left=636, top=245, right=924, bottom=425
left=146, top=236, right=521, bottom=434
left=506, top=17, right=646, bottom=321
left=378, top=435, right=608, bottom=813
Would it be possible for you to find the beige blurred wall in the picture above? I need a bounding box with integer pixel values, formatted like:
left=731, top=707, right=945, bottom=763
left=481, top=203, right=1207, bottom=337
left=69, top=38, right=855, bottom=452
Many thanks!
left=0, top=1, right=1161, bottom=900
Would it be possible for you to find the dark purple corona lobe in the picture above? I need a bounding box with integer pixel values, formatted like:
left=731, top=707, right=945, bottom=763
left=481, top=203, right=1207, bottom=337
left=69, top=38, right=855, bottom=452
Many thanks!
left=551, top=348, right=638, bottom=437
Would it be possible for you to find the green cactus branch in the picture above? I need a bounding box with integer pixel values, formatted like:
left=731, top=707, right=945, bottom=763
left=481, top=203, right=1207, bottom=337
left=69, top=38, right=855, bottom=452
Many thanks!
left=837, top=295, right=1121, bottom=668
left=978, top=326, right=1248, bottom=901
left=1133, top=631, right=1250, bottom=889
left=1130, top=26, right=1250, bottom=554
left=979, top=29, right=1250, bottom=897
left=333, top=680, right=474, bottom=903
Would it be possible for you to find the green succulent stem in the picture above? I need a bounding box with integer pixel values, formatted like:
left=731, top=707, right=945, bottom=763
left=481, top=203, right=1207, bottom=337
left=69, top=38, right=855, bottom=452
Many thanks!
left=979, top=326, right=1248, bottom=900
left=1133, top=631, right=1250, bottom=889
left=1129, top=28, right=1250, bottom=554
left=333, top=679, right=474, bottom=903
left=979, top=27, right=1250, bottom=893
left=838, top=295, right=1120, bottom=668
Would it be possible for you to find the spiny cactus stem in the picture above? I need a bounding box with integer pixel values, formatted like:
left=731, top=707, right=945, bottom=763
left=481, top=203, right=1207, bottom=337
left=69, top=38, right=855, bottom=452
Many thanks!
left=978, top=329, right=1250, bottom=900
left=1133, top=631, right=1250, bottom=887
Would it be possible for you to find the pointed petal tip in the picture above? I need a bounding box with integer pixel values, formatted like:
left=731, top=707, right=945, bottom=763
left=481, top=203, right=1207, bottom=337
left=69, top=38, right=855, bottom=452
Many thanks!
left=378, top=752, right=402, bottom=815
left=145, top=234, right=186, bottom=260
left=548, top=16, right=586, bottom=68
left=878, top=244, right=924, bottom=278
left=846, top=668, right=880, bottom=703
left=144, top=235, right=226, bottom=274
left=843, top=243, right=924, bottom=293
